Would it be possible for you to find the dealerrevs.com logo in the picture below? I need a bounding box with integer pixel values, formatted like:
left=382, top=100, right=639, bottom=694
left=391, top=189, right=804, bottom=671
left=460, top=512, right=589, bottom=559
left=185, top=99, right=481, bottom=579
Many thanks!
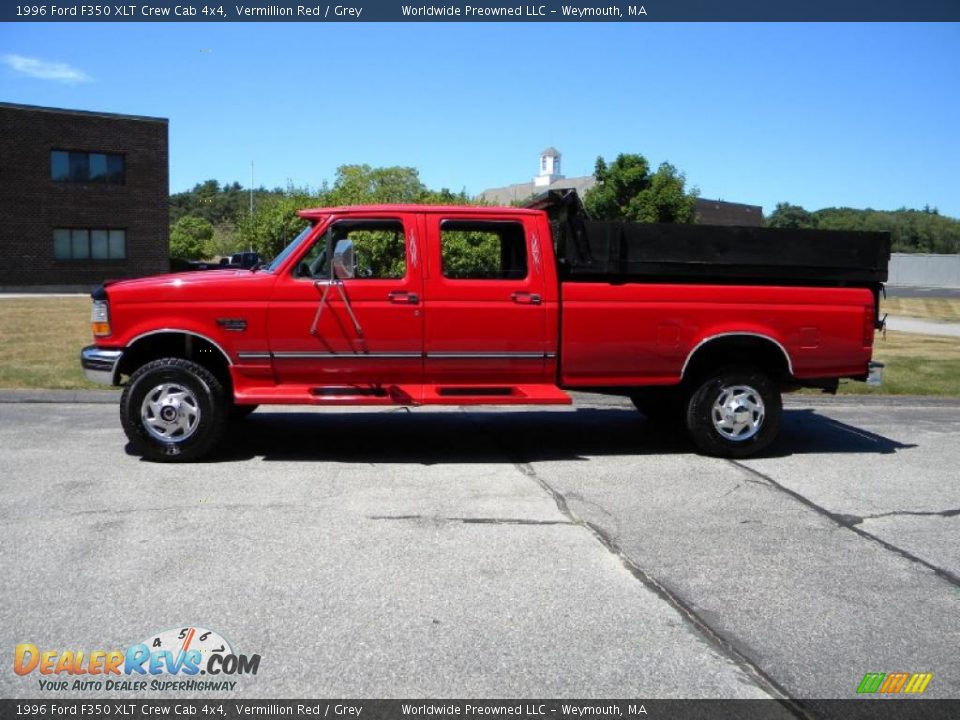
left=14, top=626, right=261, bottom=692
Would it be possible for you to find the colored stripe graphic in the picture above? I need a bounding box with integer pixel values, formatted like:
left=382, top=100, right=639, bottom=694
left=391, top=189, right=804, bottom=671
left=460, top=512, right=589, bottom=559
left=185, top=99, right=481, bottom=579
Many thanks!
left=903, top=673, right=933, bottom=694
left=857, top=673, right=885, bottom=694
left=857, top=672, right=932, bottom=694
left=880, top=673, right=909, bottom=693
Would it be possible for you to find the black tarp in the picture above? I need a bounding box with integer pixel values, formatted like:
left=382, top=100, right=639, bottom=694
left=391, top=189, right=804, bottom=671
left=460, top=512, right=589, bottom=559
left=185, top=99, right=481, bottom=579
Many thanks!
left=525, top=190, right=891, bottom=285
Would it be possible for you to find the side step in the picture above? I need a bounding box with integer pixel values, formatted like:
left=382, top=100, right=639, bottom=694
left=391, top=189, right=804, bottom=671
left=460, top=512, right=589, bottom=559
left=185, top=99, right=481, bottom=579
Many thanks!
left=235, top=384, right=419, bottom=405
left=234, top=384, right=571, bottom=406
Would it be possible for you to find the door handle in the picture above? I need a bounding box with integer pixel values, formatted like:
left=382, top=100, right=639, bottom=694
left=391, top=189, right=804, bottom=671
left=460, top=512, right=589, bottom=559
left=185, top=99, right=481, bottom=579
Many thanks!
left=388, top=291, right=419, bottom=305
left=511, top=292, right=542, bottom=305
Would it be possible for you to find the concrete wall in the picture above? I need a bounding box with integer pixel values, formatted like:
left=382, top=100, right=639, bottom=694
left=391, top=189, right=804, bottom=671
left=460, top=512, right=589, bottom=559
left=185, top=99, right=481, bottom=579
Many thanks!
left=888, top=253, right=960, bottom=288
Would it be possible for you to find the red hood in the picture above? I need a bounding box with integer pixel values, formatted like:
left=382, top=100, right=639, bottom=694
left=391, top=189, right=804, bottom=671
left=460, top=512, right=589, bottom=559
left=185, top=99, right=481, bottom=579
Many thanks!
left=105, top=269, right=276, bottom=303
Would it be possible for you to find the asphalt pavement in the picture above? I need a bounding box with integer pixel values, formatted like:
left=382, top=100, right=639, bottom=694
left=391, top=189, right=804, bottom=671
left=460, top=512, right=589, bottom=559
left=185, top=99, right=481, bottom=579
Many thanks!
left=1, top=394, right=958, bottom=709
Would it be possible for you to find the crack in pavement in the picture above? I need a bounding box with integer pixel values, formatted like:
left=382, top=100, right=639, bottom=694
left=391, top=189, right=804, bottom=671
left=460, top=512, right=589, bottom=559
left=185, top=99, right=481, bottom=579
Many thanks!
left=458, top=410, right=805, bottom=713
left=860, top=508, right=960, bottom=521
left=729, top=460, right=960, bottom=589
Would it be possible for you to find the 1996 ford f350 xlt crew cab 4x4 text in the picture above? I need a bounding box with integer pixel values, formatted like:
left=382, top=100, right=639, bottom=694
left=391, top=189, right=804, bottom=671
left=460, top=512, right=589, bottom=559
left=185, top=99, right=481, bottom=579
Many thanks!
left=81, top=191, right=890, bottom=462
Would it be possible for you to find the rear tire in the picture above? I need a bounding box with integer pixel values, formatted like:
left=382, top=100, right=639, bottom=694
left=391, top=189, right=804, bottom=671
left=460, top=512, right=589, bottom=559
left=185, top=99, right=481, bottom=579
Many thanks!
left=120, top=358, right=228, bottom=462
left=685, top=367, right=782, bottom=458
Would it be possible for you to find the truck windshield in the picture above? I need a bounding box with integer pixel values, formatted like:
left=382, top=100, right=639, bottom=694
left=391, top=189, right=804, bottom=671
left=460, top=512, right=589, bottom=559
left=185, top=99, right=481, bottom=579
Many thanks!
left=263, top=224, right=314, bottom=273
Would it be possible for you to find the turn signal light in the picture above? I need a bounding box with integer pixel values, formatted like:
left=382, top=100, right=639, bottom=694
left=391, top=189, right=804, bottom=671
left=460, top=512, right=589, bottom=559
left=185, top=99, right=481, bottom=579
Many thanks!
left=91, top=300, right=111, bottom=337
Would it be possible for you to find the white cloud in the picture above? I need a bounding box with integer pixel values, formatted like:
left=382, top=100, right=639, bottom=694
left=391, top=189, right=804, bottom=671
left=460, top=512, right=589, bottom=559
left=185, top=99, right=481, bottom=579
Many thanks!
left=3, top=54, right=92, bottom=83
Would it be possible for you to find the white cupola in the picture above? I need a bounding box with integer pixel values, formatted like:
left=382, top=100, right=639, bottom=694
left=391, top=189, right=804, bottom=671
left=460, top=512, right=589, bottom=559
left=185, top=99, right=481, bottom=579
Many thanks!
left=534, top=147, right=563, bottom=187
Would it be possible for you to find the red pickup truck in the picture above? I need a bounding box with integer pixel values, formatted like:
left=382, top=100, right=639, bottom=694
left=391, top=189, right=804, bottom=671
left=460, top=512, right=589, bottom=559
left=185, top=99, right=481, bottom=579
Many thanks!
left=81, top=192, right=888, bottom=462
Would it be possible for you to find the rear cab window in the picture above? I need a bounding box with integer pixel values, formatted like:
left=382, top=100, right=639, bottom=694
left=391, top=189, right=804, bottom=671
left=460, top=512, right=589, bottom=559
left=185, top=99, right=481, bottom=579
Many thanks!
left=440, top=221, right=528, bottom=280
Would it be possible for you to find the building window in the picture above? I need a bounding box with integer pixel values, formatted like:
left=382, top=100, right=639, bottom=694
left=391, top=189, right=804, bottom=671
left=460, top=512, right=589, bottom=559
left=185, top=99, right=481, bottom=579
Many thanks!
left=53, top=228, right=126, bottom=260
left=51, top=150, right=125, bottom=184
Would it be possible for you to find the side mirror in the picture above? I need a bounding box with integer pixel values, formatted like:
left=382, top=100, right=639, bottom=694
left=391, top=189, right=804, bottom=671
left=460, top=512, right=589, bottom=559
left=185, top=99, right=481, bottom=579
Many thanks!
left=332, top=239, right=356, bottom=279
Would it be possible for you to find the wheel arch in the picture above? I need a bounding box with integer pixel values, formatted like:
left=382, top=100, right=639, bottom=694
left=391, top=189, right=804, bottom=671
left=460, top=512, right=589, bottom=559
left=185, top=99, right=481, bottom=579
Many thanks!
left=681, top=332, right=793, bottom=384
left=117, top=330, right=233, bottom=392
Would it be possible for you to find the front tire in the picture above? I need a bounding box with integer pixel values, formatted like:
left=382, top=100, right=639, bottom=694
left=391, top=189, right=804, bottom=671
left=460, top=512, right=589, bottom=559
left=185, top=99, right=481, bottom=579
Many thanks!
left=685, top=367, right=782, bottom=458
left=120, top=358, right=228, bottom=462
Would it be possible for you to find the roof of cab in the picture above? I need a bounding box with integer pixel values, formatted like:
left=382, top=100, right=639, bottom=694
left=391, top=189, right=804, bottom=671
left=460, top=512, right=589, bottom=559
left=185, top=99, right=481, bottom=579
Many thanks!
left=297, top=204, right=542, bottom=219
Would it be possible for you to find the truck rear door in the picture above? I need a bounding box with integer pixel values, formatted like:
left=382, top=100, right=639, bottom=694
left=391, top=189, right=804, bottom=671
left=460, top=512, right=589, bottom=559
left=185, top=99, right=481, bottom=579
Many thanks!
left=421, top=212, right=552, bottom=386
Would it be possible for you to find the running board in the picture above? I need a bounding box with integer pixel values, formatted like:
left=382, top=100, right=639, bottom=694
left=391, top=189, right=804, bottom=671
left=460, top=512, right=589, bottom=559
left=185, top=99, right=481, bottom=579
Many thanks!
left=234, top=384, right=571, bottom=406
left=422, top=384, right=571, bottom=405
left=235, top=384, right=419, bottom=406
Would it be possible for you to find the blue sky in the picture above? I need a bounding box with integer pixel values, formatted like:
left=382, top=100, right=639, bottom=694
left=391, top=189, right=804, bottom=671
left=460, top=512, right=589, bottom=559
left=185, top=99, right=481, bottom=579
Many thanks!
left=2, top=22, right=958, bottom=216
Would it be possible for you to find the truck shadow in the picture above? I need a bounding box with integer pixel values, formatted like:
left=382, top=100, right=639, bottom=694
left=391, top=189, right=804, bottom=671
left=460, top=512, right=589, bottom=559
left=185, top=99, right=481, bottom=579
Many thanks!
left=197, top=406, right=916, bottom=464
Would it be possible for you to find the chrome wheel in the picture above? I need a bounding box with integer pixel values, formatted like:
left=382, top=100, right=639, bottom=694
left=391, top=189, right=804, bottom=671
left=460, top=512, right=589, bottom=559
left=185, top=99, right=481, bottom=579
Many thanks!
left=711, top=384, right=765, bottom=441
left=122, top=358, right=228, bottom=462
left=140, top=382, right=201, bottom=442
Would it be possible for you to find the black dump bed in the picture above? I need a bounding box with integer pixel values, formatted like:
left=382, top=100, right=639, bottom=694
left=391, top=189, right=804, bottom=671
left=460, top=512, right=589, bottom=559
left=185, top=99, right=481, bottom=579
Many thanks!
left=525, top=190, right=891, bottom=286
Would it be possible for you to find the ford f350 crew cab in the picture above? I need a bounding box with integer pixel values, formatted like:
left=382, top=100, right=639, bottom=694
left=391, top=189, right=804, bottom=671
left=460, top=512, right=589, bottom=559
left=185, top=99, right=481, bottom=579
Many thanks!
left=81, top=191, right=889, bottom=462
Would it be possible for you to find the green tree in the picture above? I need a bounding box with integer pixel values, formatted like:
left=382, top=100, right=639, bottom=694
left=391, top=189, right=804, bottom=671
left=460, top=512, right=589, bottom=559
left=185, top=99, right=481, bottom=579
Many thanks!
left=205, top=221, right=244, bottom=259
left=766, top=203, right=960, bottom=253
left=236, top=166, right=480, bottom=261
left=169, top=216, right=214, bottom=260
left=170, top=179, right=280, bottom=227
left=324, top=165, right=427, bottom=206
left=440, top=230, right=501, bottom=277
left=583, top=153, right=698, bottom=223
left=766, top=203, right=817, bottom=229
left=236, top=192, right=313, bottom=259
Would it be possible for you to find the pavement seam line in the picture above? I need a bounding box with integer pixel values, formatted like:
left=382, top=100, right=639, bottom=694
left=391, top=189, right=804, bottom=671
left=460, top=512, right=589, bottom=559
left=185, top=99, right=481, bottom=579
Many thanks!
left=729, top=460, right=960, bottom=589
left=458, top=410, right=807, bottom=713
left=367, top=515, right=575, bottom=526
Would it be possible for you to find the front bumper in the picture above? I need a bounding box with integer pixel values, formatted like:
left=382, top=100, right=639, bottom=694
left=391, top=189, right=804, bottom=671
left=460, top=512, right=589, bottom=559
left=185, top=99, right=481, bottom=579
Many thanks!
left=81, top=346, right=123, bottom=385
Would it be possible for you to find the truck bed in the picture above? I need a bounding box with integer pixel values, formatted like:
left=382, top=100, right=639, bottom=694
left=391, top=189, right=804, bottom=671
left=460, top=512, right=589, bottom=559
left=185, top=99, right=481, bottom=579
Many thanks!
left=527, top=190, right=890, bottom=286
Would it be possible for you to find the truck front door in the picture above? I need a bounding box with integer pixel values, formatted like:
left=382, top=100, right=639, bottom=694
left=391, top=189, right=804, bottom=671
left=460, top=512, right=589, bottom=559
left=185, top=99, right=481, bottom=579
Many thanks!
left=267, top=214, right=423, bottom=400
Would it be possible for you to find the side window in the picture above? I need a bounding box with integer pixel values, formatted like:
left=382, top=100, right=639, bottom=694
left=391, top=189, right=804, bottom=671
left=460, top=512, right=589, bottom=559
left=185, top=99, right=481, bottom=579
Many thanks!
left=440, top=221, right=528, bottom=280
left=295, top=219, right=407, bottom=280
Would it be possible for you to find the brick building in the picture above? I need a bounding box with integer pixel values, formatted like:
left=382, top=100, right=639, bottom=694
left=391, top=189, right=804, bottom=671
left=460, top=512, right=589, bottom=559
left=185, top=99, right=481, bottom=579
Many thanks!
left=0, top=102, right=169, bottom=289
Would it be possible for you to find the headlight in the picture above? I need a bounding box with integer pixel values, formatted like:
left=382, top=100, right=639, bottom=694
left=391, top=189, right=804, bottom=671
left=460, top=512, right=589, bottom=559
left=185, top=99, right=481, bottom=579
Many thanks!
left=91, top=300, right=111, bottom=337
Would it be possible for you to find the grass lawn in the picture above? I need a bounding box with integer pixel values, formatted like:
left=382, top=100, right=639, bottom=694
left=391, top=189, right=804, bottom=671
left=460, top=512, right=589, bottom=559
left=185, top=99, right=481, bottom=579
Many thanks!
left=881, top=297, right=960, bottom=323
left=837, top=331, right=960, bottom=395
left=0, top=297, right=98, bottom=390
left=0, top=297, right=958, bottom=395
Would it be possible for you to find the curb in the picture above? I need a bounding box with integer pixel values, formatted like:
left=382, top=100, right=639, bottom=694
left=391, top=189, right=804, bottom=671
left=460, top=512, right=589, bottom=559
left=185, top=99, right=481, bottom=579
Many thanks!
left=0, top=390, right=121, bottom=404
